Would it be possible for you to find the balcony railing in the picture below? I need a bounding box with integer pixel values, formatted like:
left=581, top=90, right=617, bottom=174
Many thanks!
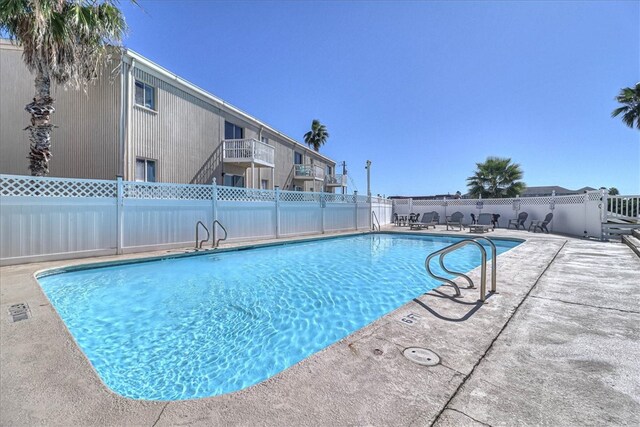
left=294, top=164, right=325, bottom=181
left=223, top=139, right=275, bottom=167
left=325, top=174, right=347, bottom=187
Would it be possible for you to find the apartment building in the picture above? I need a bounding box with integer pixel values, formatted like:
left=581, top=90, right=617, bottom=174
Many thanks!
left=0, top=40, right=347, bottom=192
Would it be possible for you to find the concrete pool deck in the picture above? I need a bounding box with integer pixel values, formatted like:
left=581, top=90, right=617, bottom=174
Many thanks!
left=0, top=228, right=638, bottom=426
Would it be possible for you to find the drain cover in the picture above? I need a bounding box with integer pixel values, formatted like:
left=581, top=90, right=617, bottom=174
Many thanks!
left=403, top=347, right=440, bottom=366
left=8, top=303, right=30, bottom=322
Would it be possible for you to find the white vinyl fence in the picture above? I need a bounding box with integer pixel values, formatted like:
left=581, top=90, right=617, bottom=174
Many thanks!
left=0, top=174, right=392, bottom=266
left=392, top=191, right=607, bottom=239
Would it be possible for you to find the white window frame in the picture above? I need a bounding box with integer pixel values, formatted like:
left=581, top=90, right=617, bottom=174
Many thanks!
left=134, top=80, right=156, bottom=111
left=135, top=157, right=157, bottom=182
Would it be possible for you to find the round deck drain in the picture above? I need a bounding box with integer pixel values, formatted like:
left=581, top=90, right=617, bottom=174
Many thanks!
left=403, top=347, right=440, bottom=366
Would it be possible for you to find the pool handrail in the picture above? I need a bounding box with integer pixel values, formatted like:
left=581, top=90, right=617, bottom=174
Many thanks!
left=212, top=220, right=228, bottom=248
left=195, top=221, right=210, bottom=249
left=424, top=237, right=497, bottom=302
left=371, top=210, right=380, bottom=231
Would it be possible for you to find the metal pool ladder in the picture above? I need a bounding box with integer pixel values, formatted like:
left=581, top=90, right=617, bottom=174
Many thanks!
left=212, top=220, right=228, bottom=248
left=424, top=237, right=497, bottom=303
left=371, top=210, right=381, bottom=231
left=195, top=221, right=210, bottom=249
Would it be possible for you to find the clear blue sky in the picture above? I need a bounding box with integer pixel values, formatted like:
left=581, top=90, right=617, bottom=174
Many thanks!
left=120, top=0, right=639, bottom=195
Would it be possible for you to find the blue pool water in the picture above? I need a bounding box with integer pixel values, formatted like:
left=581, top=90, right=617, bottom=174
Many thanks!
left=38, top=233, right=520, bottom=400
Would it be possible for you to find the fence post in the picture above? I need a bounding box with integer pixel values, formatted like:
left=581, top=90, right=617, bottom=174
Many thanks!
left=116, top=176, right=123, bottom=255
left=408, top=197, right=413, bottom=214
left=320, top=193, right=325, bottom=234
left=443, top=197, right=448, bottom=223
left=212, top=177, right=218, bottom=232
left=354, top=191, right=358, bottom=230
left=275, top=186, right=281, bottom=238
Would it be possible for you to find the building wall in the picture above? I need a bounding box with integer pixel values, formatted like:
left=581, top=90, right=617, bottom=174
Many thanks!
left=127, top=58, right=336, bottom=190
left=1, top=42, right=338, bottom=191
left=0, top=42, right=120, bottom=179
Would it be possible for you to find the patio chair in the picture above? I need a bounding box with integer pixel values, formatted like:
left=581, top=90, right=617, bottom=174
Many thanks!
left=470, top=213, right=477, bottom=224
left=431, top=211, right=440, bottom=225
left=507, top=212, right=528, bottom=230
left=392, top=213, right=400, bottom=226
left=446, top=211, right=464, bottom=231
left=477, top=213, right=494, bottom=230
left=407, top=213, right=419, bottom=226
left=529, top=213, right=553, bottom=233
left=410, top=212, right=439, bottom=230
left=410, top=212, right=432, bottom=230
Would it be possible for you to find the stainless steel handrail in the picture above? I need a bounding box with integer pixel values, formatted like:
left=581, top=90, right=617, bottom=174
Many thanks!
left=371, top=210, right=380, bottom=231
left=212, top=220, right=228, bottom=248
left=195, top=221, right=210, bottom=249
left=424, top=237, right=497, bottom=302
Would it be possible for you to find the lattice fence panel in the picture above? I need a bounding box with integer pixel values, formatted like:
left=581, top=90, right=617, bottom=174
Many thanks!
left=279, top=191, right=321, bottom=203
left=124, top=182, right=212, bottom=200
left=412, top=199, right=445, bottom=206
left=520, top=196, right=553, bottom=205
left=553, top=194, right=587, bottom=204
left=588, top=191, right=603, bottom=201
left=0, top=174, right=116, bottom=198
left=481, top=198, right=515, bottom=206
left=217, top=186, right=275, bottom=202
left=325, top=194, right=356, bottom=203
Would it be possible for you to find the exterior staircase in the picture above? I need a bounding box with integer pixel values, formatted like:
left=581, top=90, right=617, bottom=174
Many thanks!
left=622, top=228, right=640, bottom=258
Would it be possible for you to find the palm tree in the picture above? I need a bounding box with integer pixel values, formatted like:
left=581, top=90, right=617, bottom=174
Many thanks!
left=303, top=119, right=329, bottom=152
left=467, top=157, right=525, bottom=198
left=611, top=83, right=640, bottom=130
left=0, top=0, right=127, bottom=176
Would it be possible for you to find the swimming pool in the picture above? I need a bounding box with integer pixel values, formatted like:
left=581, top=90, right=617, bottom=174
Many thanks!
left=38, top=233, right=520, bottom=401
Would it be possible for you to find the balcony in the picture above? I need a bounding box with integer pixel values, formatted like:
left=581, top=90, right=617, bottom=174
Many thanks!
left=325, top=174, right=347, bottom=187
left=223, top=139, right=275, bottom=168
left=293, top=164, right=325, bottom=181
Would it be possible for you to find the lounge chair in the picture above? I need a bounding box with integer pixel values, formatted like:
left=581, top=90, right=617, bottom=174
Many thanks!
left=469, top=213, right=494, bottom=233
left=470, top=213, right=477, bottom=224
left=392, top=213, right=400, bottom=226
left=507, top=212, right=528, bottom=230
left=446, top=211, right=464, bottom=231
left=529, top=213, right=553, bottom=233
left=407, top=213, right=419, bottom=227
left=410, top=212, right=438, bottom=230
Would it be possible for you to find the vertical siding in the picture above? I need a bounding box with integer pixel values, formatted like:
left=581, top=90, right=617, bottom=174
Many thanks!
left=129, top=68, right=222, bottom=184
left=0, top=43, right=120, bottom=179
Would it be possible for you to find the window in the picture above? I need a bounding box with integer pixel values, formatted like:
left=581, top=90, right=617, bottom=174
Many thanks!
left=223, top=174, right=244, bottom=187
left=261, top=136, right=268, bottom=144
left=224, top=121, right=244, bottom=140
left=135, top=158, right=156, bottom=182
left=294, top=151, right=303, bottom=165
left=326, top=165, right=332, bottom=175
left=261, top=179, right=269, bottom=190
left=134, top=80, right=155, bottom=110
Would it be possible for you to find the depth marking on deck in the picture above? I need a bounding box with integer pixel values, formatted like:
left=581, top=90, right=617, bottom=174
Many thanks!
left=398, top=312, right=421, bottom=326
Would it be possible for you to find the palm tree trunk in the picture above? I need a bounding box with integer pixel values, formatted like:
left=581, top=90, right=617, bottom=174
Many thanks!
left=25, top=71, right=55, bottom=176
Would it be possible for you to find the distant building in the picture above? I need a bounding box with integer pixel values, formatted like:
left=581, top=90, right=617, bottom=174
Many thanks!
left=389, top=192, right=462, bottom=201
left=520, top=186, right=596, bottom=197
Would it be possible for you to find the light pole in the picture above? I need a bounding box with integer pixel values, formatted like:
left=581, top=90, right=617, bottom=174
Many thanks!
left=365, top=160, right=371, bottom=202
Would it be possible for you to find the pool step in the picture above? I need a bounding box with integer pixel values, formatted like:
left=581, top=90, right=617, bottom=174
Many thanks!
left=622, top=234, right=640, bottom=258
left=633, top=228, right=640, bottom=240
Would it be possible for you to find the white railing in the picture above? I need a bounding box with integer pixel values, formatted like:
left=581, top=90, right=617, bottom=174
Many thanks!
left=294, top=164, right=325, bottom=180
left=325, top=174, right=347, bottom=186
left=223, top=138, right=275, bottom=167
left=607, top=195, right=640, bottom=222
left=0, top=174, right=392, bottom=265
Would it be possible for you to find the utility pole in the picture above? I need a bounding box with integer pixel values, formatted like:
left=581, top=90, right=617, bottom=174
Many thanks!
left=365, top=160, right=371, bottom=202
